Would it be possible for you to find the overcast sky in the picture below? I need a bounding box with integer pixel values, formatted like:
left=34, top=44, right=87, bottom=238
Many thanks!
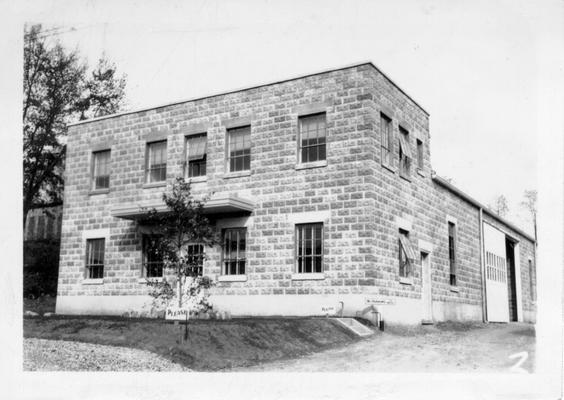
left=17, top=0, right=563, bottom=233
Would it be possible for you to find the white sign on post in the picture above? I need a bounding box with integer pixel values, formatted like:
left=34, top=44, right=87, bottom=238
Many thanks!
left=321, top=305, right=337, bottom=315
left=165, top=307, right=191, bottom=321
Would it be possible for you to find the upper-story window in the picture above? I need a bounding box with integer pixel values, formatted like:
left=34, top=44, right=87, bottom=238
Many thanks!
left=185, top=134, right=207, bottom=178
left=146, top=140, right=167, bottom=183
left=448, top=221, right=457, bottom=286
left=416, top=139, right=424, bottom=171
left=227, top=126, right=251, bottom=172
left=380, top=113, right=393, bottom=167
left=92, top=150, right=111, bottom=190
left=398, top=126, right=412, bottom=178
left=298, top=113, right=326, bottom=164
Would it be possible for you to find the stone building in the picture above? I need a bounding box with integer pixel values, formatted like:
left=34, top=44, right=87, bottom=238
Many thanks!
left=56, top=62, right=536, bottom=324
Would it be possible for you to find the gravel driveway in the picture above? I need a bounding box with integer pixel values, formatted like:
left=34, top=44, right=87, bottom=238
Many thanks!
left=24, top=338, right=189, bottom=371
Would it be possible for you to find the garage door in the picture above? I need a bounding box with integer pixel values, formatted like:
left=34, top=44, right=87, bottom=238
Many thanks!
left=483, top=222, right=509, bottom=322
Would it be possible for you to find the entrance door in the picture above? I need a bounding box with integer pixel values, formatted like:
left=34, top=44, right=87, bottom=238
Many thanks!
left=483, top=222, right=510, bottom=322
left=421, top=252, right=433, bottom=323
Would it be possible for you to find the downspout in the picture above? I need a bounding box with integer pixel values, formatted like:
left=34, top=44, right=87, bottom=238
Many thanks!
left=479, top=208, right=488, bottom=323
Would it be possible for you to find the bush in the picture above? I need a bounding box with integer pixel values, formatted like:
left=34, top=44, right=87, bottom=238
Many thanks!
left=23, top=239, right=59, bottom=298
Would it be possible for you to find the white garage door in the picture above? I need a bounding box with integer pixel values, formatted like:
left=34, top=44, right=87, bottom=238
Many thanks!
left=483, top=222, right=509, bottom=322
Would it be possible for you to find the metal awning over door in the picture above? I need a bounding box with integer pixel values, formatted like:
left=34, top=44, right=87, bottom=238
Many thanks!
left=483, top=222, right=509, bottom=323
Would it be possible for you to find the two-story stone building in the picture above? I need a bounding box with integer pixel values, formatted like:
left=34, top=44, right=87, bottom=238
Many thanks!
left=56, top=62, right=536, bottom=324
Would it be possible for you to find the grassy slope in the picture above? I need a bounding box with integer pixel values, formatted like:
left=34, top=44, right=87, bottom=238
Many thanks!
left=24, top=317, right=359, bottom=371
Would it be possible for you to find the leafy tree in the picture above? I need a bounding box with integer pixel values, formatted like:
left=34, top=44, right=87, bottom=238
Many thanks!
left=142, top=178, right=218, bottom=313
left=489, top=194, right=509, bottom=217
left=521, top=189, right=537, bottom=241
left=23, top=24, right=127, bottom=227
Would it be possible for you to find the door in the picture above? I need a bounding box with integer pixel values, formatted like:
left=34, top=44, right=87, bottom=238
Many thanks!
left=421, top=252, right=433, bottom=323
left=483, top=222, right=510, bottom=322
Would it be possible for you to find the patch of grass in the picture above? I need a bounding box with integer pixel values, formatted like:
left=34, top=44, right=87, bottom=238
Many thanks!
left=24, top=316, right=361, bottom=371
left=23, top=295, right=56, bottom=315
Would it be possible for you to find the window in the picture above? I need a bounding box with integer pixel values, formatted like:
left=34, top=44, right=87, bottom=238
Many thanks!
left=143, top=235, right=164, bottom=278
left=380, top=113, right=393, bottom=166
left=227, top=126, right=251, bottom=172
left=92, top=150, right=111, bottom=190
left=223, top=228, right=246, bottom=275
left=85, top=238, right=105, bottom=279
left=398, top=126, right=412, bottom=178
left=448, top=222, right=457, bottom=285
left=529, top=259, right=536, bottom=301
left=185, top=134, right=207, bottom=178
left=296, top=223, right=323, bottom=273
left=398, top=230, right=416, bottom=278
left=146, top=140, right=167, bottom=183
left=299, top=113, right=326, bottom=163
left=186, top=244, right=204, bottom=276
left=416, top=139, right=424, bottom=170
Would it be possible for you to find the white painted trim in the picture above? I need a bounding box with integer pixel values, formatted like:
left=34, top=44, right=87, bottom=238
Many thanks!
left=82, top=228, right=110, bottom=240
left=446, top=215, right=458, bottom=225
left=418, top=239, right=433, bottom=253
left=514, top=242, right=524, bottom=322
left=138, top=277, right=164, bottom=284
left=450, top=286, right=460, bottom=293
left=291, top=273, right=325, bottom=281
left=395, top=215, right=413, bottom=232
left=82, top=278, right=104, bottom=285
left=399, top=277, right=413, bottom=285
left=218, top=275, right=247, bottom=282
left=287, top=210, right=331, bottom=224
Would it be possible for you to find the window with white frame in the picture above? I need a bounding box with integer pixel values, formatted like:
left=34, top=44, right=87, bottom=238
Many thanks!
left=146, top=140, right=167, bottom=183
left=398, top=229, right=416, bottom=278
left=227, top=126, right=251, bottom=172
left=380, top=113, right=393, bottom=166
left=92, top=150, right=111, bottom=190
left=448, top=222, right=457, bottom=286
left=222, top=228, right=246, bottom=275
left=186, top=244, right=204, bottom=276
left=185, top=134, right=207, bottom=178
left=296, top=223, right=323, bottom=273
left=398, top=126, right=412, bottom=178
left=85, top=238, right=105, bottom=279
left=142, top=235, right=164, bottom=278
left=298, top=113, right=326, bottom=164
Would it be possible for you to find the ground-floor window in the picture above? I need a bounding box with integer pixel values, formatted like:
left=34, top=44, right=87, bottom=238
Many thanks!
left=85, top=238, right=105, bottom=279
left=143, top=235, right=164, bottom=278
left=186, top=244, right=204, bottom=276
left=296, top=223, right=323, bottom=273
left=222, top=228, right=246, bottom=275
left=398, top=230, right=416, bottom=278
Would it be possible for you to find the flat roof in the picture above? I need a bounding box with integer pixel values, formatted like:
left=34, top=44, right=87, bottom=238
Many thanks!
left=432, top=175, right=536, bottom=243
left=68, top=61, right=429, bottom=127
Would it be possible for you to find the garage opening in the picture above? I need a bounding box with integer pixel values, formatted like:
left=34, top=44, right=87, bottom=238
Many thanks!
left=505, top=238, right=518, bottom=322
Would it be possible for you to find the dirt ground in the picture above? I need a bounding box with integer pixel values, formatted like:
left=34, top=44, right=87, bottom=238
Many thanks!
left=232, top=321, right=536, bottom=373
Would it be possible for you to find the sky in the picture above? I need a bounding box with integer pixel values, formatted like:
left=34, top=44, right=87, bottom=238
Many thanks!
left=12, top=0, right=563, bottom=233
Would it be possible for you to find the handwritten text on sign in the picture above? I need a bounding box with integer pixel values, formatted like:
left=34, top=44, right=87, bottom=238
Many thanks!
left=365, top=298, right=394, bottom=305
left=165, top=307, right=191, bottom=321
left=321, top=305, right=337, bottom=315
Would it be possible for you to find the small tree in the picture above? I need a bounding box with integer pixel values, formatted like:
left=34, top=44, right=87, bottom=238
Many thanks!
left=521, top=189, right=537, bottom=242
left=142, top=178, right=218, bottom=314
left=489, top=194, right=509, bottom=217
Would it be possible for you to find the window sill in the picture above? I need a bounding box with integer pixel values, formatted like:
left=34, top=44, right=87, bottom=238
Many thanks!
left=138, top=277, right=164, bottom=284
left=416, top=169, right=426, bottom=178
left=399, top=173, right=412, bottom=182
left=382, top=163, right=396, bottom=174
left=82, top=278, right=104, bottom=285
left=399, top=277, right=413, bottom=285
left=291, top=273, right=325, bottom=281
left=218, top=274, right=247, bottom=282
left=295, top=160, right=327, bottom=170
left=89, top=189, right=110, bottom=196
left=143, top=181, right=166, bottom=189
left=450, top=285, right=460, bottom=293
left=223, top=171, right=251, bottom=179
left=186, top=176, right=207, bottom=183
